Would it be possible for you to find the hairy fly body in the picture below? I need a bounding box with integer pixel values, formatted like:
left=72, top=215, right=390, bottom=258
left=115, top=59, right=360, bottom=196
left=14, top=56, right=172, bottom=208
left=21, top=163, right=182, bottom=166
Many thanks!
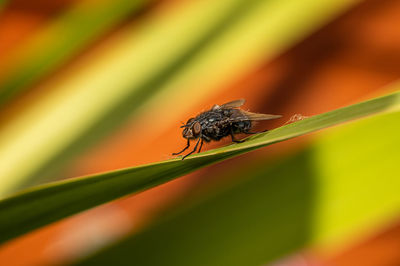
left=173, top=99, right=281, bottom=160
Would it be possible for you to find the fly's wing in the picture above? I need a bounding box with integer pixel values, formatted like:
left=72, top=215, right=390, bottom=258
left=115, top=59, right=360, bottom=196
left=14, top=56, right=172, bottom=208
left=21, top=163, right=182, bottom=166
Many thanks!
left=229, top=110, right=282, bottom=121
left=221, top=99, right=245, bottom=109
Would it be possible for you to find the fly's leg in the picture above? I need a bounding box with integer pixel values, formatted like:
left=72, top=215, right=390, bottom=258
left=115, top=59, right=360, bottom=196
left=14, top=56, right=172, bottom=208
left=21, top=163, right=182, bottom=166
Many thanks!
left=198, top=135, right=210, bottom=153
left=244, top=129, right=268, bottom=134
left=182, top=138, right=201, bottom=160
left=202, top=135, right=211, bottom=142
left=172, top=139, right=190, bottom=155
left=231, top=130, right=245, bottom=143
left=197, top=138, right=204, bottom=153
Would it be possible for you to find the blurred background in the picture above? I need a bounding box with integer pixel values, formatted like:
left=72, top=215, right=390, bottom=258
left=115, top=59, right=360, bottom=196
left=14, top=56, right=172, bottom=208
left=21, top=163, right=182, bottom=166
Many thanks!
left=0, top=0, right=400, bottom=265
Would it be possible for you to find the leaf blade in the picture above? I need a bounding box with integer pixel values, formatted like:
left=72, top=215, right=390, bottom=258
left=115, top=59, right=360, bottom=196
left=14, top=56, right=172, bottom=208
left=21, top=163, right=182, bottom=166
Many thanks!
left=75, top=108, right=400, bottom=266
left=0, top=88, right=399, bottom=245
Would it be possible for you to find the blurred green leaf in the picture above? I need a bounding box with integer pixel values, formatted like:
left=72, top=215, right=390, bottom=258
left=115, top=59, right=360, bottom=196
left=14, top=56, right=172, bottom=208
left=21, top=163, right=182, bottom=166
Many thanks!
left=0, top=89, right=399, bottom=245
left=74, top=95, right=400, bottom=266
left=0, top=0, right=360, bottom=195
left=0, top=0, right=149, bottom=105
left=0, top=1, right=7, bottom=9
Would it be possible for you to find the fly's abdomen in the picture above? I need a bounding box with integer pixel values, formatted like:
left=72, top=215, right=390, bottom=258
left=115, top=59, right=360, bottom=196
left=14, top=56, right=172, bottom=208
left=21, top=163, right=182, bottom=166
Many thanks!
left=232, top=120, right=252, bottom=133
left=203, top=126, right=230, bottom=140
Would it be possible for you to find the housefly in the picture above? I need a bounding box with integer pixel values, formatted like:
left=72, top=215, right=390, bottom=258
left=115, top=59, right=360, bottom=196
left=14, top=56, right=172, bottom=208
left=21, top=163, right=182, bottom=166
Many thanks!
left=173, top=99, right=281, bottom=160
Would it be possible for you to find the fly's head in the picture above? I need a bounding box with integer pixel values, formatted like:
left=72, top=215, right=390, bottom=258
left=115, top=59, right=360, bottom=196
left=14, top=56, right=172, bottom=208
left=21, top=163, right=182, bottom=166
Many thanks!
left=181, top=118, right=201, bottom=139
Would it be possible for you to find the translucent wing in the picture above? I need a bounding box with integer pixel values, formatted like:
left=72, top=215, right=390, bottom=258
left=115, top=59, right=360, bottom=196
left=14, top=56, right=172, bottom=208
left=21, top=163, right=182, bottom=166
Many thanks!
left=244, top=112, right=282, bottom=121
left=221, top=99, right=245, bottom=109
left=229, top=110, right=282, bottom=121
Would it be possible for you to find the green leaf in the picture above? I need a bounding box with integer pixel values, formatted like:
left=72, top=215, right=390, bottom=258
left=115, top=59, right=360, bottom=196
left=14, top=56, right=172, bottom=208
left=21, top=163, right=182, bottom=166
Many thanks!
left=0, top=88, right=399, bottom=245
left=0, top=0, right=149, bottom=106
left=74, top=104, right=400, bottom=266
left=0, top=1, right=7, bottom=9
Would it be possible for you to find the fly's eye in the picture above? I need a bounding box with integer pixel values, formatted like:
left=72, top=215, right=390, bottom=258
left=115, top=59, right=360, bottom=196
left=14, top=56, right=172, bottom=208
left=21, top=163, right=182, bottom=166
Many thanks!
left=192, top=122, right=201, bottom=136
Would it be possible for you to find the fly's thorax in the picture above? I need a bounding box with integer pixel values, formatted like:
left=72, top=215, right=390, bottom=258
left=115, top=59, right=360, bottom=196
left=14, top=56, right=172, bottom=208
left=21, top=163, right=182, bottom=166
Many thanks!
left=195, top=111, right=229, bottom=140
left=197, top=111, right=224, bottom=127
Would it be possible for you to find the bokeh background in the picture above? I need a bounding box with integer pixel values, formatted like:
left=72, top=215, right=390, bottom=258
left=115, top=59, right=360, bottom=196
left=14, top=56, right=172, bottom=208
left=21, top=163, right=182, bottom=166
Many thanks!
left=0, top=0, right=400, bottom=265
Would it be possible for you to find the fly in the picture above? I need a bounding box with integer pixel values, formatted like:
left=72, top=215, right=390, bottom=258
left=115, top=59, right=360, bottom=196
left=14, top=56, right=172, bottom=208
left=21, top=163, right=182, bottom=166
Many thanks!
left=173, top=99, right=282, bottom=160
